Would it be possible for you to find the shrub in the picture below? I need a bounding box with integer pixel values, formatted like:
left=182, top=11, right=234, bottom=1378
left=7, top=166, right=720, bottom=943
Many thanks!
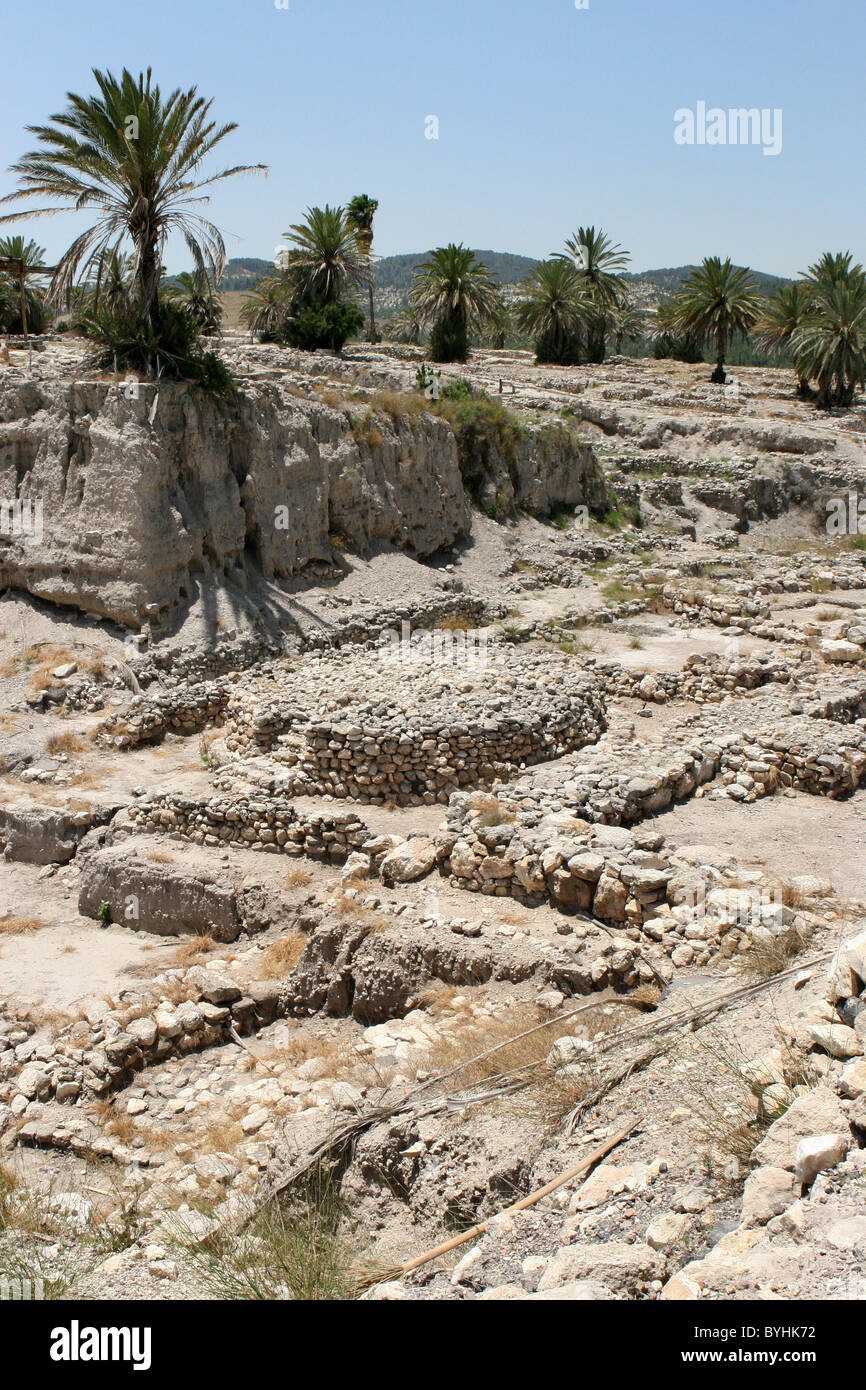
left=81, top=298, right=235, bottom=395
left=431, top=390, right=527, bottom=502
left=429, top=313, right=468, bottom=363
left=440, top=377, right=475, bottom=401
left=534, top=326, right=583, bottom=365
left=652, top=331, right=703, bottom=363
left=284, top=301, right=365, bottom=352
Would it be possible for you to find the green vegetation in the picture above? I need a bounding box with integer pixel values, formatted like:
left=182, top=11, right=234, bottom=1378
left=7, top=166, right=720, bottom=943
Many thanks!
left=0, top=235, right=49, bottom=333
left=0, top=67, right=262, bottom=330
left=374, top=249, right=538, bottom=294
left=0, top=68, right=261, bottom=387
left=754, top=281, right=813, bottom=393
left=516, top=258, right=588, bottom=365
left=516, top=225, right=631, bottom=365
left=186, top=1173, right=359, bottom=1300
left=409, top=244, right=500, bottom=362
left=429, top=384, right=528, bottom=500
left=80, top=295, right=235, bottom=394
left=789, top=252, right=866, bottom=408
left=346, top=194, right=379, bottom=342
left=243, top=204, right=367, bottom=350
left=165, top=269, right=223, bottom=334
left=556, top=225, right=631, bottom=362
left=666, top=257, right=762, bottom=383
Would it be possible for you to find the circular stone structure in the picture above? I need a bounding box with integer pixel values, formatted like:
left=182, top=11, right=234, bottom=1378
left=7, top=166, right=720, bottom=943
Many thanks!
left=217, top=641, right=607, bottom=805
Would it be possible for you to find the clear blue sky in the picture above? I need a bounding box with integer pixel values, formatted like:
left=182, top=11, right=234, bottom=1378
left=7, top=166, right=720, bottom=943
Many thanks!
left=1, top=0, right=862, bottom=277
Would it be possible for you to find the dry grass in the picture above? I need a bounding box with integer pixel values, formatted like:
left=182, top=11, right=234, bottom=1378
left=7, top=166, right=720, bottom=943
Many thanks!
left=435, top=613, right=474, bottom=632
left=159, top=977, right=199, bottom=1006
left=144, top=849, right=175, bottom=864
left=350, top=413, right=384, bottom=450
left=256, top=931, right=306, bottom=978
left=197, top=1120, right=245, bottom=1154
left=46, top=731, right=87, bottom=755
left=105, top=1112, right=137, bottom=1144
left=329, top=892, right=390, bottom=932
left=284, top=867, right=313, bottom=890
left=171, top=934, right=216, bottom=966
left=367, top=389, right=426, bottom=423
left=420, top=997, right=636, bottom=1128
left=0, top=915, right=49, bottom=935
left=470, top=793, right=517, bottom=828
left=413, top=981, right=475, bottom=1013
left=29, top=1007, right=75, bottom=1039
left=682, top=1027, right=790, bottom=1187
left=276, top=1033, right=343, bottom=1070
left=84, top=653, right=109, bottom=681
left=2, top=643, right=74, bottom=678
left=60, top=768, right=103, bottom=790
left=739, top=925, right=809, bottom=979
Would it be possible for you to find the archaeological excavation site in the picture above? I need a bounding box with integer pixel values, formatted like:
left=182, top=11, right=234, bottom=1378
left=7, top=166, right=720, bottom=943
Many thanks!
left=2, top=333, right=865, bottom=1306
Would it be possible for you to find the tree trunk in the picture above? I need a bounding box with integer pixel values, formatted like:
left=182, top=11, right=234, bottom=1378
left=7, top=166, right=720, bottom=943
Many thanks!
left=137, top=231, right=160, bottom=328
left=367, top=280, right=378, bottom=343
left=711, top=327, right=727, bottom=384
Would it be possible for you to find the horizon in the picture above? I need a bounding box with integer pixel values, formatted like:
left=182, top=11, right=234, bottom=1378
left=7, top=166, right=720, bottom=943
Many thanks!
left=1, top=0, right=864, bottom=281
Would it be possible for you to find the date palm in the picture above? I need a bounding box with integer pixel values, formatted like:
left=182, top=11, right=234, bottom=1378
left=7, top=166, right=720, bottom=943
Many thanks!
left=516, top=259, right=590, bottom=364
left=166, top=269, right=222, bottom=333
left=754, top=282, right=811, bottom=394
left=279, top=205, right=367, bottom=308
left=671, top=257, right=761, bottom=383
left=347, top=194, right=379, bottom=342
left=387, top=305, right=423, bottom=345
left=0, top=234, right=50, bottom=332
left=410, top=244, right=499, bottom=362
left=240, top=275, right=291, bottom=341
left=607, top=296, right=645, bottom=355
left=557, top=226, right=630, bottom=361
left=0, top=67, right=265, bottom=328
left=792, top=264, right=866, bottom=408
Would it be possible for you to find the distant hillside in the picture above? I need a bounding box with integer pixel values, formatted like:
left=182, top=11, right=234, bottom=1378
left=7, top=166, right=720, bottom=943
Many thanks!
left=218, top=258, right=274, bottom=291
left=625, top=265, right=792, bottom=306
left=374, top=250, right=539, bottom=293
left=209, top=253, right=792, bottom=318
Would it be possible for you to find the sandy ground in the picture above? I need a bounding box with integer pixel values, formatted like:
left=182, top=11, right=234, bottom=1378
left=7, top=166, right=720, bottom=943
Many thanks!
left=652, top=788, right=866, bottom=904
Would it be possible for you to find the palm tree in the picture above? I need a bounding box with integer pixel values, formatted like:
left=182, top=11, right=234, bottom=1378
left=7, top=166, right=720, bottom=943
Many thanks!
left=387, top=305, right=423, bottom=345
left=482, top=292, right=513, bottom=349
left=754, top=282, right=812, bottom=394
left=91, top=249, right=134, bottom=314
left=516, top=259, right=590, bottom=364
left=650, top=297, right=703, bottom=362
left=791, top=263, right=866, bottom=408
left=556, top=226, right=630, bottom=361
left=607, top=296, right=645, bottom=355
left=347, top=194, right=379, bottom=343
left=0, top=67, right=265, bottom=330
left=279, top=205, right=367, bottom=308
left=0, top=234, right=50, bottom=332
left=671, top=257, right=761, bottom=383
left=240, top=276, right=290, bottom=340
left=410, top=243, right=500, bottom=363
left=166, top=269, right=222, bottom=333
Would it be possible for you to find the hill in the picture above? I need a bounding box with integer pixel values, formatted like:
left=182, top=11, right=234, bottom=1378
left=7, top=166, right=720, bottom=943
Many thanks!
left=209, top=253, right=793, bottom=321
